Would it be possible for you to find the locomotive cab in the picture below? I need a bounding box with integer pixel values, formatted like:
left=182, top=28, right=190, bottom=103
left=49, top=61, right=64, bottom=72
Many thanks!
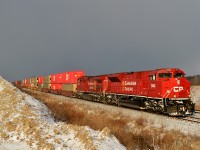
left=157, top=69, right=189, bottom=99
left=146, top=68, right=194, bottom=116
left=156, top=68, right=194, bottom=116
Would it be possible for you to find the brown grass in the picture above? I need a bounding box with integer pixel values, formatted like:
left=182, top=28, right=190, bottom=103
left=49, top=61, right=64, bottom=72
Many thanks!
left=195, top=105, right=200, bottom=111
left=23, top=89, right=200, bottom=150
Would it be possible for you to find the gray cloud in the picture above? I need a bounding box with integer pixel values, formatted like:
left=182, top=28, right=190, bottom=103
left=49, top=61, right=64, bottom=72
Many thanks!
left=1, top=0, right=200, bottom=81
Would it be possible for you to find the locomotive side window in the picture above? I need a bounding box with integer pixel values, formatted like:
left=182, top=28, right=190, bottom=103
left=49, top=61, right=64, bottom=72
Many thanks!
left=149, top=75, right=156, bottom=80
left=174, top=73, right=184, bottom=78
left=96, top=79, right=102, bottom=83
left=159, top=73, right=172, bottom=78
left=108, top=77, right=121, bottom=82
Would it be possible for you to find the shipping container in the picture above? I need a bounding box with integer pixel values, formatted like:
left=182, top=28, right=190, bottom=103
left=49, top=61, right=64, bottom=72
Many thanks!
left=43, top=75, right=51, bottom=83
left=33, top=83, right=38, bottom=89
left=38, top=84, right=43, bottom=89
left=29, top=83, right=38, bottom=89
left=29, top=77, right=37, bottom=84
left=15, top=80, right=22, bottom=86
left=62, top=71, right=84, bottom=84
left=51, top=73, right=63, bottom=84
left=27, top=84, right=32, bottom=88
left=21, top=78, right=29, bottom=87
left=37, top=76, right=44, bottom=84
left=17, top=80, right=22, bottom=84
left=50, top=84, right=61, bottom=94
left=25, top=78, right=30, bottom=84
left=21, top=79, right=25, bottom=84
left=51, top=84, right=62, bottom=90
left=62, top=84, right=77, bottom=92
left=21, top=83, right=26, bottom=87
left=43, top=83, right=51, bottom=89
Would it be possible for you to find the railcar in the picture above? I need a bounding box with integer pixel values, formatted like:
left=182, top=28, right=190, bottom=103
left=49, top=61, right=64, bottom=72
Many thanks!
left=76, top=68, right=195, bottom=116
left=40, top=71, right=85, bottom=95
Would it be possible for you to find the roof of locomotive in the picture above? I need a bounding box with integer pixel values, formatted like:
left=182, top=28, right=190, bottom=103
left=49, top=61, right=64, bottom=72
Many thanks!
left=148, top=68, right=185, bottom=75
left=80, top=68, right=185, bottom=78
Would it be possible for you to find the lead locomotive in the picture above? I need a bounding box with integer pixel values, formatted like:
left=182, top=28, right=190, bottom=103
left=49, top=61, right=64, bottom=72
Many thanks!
left=76, top=68, right=195, bottom=116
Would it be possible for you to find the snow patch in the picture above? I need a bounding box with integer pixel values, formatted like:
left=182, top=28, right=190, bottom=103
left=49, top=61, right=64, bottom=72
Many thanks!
left=0, top=142, right=30, bottom=150
left=0, top=85, right=3, bottom=92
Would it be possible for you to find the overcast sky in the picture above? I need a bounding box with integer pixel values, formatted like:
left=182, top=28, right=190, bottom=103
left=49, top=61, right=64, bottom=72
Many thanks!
left=1, top=0, right=200, bottom=81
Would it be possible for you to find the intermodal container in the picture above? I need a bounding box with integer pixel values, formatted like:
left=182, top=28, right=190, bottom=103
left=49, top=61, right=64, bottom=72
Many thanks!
left=33, top=83, right=38, bottom=89
left=37, top=76, right=44, bottom=84
left=21, top=79, right=25, bottom=84
left=62, top=71, right=84, bottom=84
left=51, top=84, right=62, bottom=90
left=51, top=73, right=63, bottom=84
left=43, top=75, right=51, bottom=84
left=43, top=83, right=51, bottom=89
left=25, top=79, right=30, bottom=84
left=38, top=84, right=43, bottom=89
left=29, top=83, right=37, bottom=89
left=15, top=80, right=22, bottom=86
left=30, top=77, right=37, bottom=84
left=62, top=84, right=77, bottom=92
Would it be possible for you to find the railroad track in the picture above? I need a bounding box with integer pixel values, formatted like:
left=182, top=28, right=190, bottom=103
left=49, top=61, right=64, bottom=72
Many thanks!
left=181, top=115, right=200, bottom=123
left=195, top=110, right=200, bottom=114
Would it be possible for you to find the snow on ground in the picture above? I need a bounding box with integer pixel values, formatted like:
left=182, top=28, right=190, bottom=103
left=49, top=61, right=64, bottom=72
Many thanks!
left=0, top=76, right=125, bottom=150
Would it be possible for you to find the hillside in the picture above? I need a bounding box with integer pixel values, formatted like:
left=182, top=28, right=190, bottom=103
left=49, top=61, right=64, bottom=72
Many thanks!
left=0, top=76, right=125, bottom=150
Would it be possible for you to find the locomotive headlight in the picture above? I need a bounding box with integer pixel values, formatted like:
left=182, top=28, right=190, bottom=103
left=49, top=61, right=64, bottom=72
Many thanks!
left=174, top=95, right=176, bottom=98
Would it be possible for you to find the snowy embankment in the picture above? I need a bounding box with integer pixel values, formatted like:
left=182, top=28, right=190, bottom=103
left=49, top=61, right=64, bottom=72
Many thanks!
left=0, top=76, right=125, bottom=150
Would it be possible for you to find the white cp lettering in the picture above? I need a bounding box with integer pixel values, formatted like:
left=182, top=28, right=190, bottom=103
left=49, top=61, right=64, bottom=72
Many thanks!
left=173, top=86, right=183, bottom=92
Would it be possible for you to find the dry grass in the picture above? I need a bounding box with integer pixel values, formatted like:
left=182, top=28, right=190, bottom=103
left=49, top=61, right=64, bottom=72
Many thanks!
left=195, top=105, right=200, bottom=111
left=23, top=89, right=200, bottom=150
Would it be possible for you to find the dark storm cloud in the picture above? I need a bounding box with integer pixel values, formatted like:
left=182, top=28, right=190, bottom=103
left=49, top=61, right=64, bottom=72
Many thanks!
left=0, top=0, right=200, bottom=81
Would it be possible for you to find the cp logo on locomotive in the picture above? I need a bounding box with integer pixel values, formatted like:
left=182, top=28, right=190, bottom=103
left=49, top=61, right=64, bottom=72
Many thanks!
left=173, top=86, right=183, bottom=92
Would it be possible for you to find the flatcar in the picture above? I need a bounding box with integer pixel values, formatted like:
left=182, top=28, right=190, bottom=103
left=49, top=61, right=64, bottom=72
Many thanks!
left=76, top=68, right=195, bottom=116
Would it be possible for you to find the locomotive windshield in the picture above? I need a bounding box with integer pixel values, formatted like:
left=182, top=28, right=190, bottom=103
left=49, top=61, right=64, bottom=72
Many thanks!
left=158, top=73, right=172, bottom=78
left=174, top=73, right=184, bottom=78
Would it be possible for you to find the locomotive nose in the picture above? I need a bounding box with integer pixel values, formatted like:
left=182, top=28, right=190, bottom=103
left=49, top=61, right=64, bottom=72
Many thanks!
left=170, top=78, right=190, bottom=99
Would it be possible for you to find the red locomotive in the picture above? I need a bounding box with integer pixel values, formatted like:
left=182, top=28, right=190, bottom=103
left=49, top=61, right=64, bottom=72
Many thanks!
left=14, top=68, right=195, bottom=116
left=76, top=68, right=194, bottom=116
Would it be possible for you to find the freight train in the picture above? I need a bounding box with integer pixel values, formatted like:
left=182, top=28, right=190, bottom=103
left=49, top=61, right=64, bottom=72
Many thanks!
left=13, top=68, right=195, bottom=116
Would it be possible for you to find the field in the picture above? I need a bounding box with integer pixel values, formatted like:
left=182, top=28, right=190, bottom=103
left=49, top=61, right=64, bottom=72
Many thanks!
left=191, top=86, right=200, bottom=110
left=24, top=89, right=200, bottom=150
